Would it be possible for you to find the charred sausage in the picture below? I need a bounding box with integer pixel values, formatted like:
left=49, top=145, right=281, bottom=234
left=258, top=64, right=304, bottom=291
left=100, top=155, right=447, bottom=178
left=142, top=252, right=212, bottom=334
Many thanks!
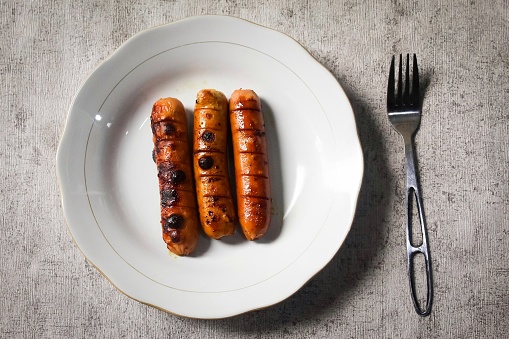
left=193, top=89, right=236, bottom=239
left=229, top=89, right=271, bottom=240
left=151, top=97, right=199, bottom=255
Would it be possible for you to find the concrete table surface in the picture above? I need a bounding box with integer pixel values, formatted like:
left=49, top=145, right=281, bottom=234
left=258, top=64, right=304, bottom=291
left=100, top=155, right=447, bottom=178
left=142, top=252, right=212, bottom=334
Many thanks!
left=1, top=0, right=508, bottom=338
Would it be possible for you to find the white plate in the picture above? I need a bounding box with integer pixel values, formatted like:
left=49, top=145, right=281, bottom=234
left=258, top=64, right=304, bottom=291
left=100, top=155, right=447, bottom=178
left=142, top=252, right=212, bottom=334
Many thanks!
left=56, top=15, right=363, bottom=319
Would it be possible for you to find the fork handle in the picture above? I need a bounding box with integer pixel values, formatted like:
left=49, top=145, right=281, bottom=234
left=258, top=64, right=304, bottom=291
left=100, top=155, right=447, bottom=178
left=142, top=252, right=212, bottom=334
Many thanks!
left=404, top=136, right=433, bottom=316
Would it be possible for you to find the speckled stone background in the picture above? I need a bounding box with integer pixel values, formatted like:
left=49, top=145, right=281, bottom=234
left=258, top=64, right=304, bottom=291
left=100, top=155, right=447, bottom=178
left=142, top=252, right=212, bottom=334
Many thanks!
left=1, top=0, right=508, bottom=338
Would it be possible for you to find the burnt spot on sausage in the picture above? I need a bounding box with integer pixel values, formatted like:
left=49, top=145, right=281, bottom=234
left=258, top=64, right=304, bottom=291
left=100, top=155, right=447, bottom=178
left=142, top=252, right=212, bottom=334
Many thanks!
left=164, top=214, right=183, bottom=231
left=165, top=123, right=176, bottom=135
left=198, top=156, right=214, bottom=170
left=169, top=229, right=181, bottom=243
left=152, top=148, right=156, bottom=163
left=158, top=162, right=177, bottom=173
left=157, top=163, right=179, bottom=183
left=201, top=130, right=215, bottom=142
left=205, top=212, right=218, bottom=225
left=169, top=169, right=186, bottom=185
left=161, top=189, right=179, bottom=207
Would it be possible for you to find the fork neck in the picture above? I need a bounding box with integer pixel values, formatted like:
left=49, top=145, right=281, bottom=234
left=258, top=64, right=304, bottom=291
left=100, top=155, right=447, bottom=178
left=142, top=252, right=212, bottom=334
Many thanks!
left=402, top=133, right=419, bottom=188
left=401, top=130, right=416, bottom=144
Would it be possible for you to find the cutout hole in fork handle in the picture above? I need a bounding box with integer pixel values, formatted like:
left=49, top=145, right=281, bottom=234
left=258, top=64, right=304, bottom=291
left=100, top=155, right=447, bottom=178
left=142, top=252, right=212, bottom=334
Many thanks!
left=408, top=188, right=423, bottom=247
left=408, top=251, right=431, bottom=316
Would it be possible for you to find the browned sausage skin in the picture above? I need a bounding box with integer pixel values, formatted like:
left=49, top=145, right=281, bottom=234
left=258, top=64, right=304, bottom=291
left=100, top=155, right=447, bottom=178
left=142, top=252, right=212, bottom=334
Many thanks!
left=193, top=89, right=236, bottom=239
left=229, top=89, right=271, bottom=240
left=151, top=97, right=199, bottom=255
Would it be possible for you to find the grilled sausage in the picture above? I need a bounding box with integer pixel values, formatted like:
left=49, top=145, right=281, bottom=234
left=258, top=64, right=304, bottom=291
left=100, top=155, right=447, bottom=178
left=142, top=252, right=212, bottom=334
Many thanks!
left=193, top=89, right=236, bottom=239
left=229, top=89, right=271, bottom=240
left=151, top=97, right=199, bottom=255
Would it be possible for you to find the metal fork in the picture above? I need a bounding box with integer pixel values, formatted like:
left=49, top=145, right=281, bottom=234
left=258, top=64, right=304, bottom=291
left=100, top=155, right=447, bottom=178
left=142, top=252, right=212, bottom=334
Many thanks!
left=387, top=54, right=433, bottom=316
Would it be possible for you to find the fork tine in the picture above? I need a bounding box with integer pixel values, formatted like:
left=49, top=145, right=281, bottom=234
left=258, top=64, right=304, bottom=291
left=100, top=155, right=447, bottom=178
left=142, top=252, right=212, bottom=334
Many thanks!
left=398, top=54, right=403, bottom=104
left=405, top=54, right=410, bottom=103
left=412, top=54, right=420, bottom=105
left=387, top=55, right=395, bottom=108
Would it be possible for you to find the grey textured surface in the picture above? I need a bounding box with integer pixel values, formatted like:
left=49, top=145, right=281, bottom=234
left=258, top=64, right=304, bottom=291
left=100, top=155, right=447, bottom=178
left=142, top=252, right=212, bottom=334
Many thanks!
left=1, top=0, right=508, bottom=338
